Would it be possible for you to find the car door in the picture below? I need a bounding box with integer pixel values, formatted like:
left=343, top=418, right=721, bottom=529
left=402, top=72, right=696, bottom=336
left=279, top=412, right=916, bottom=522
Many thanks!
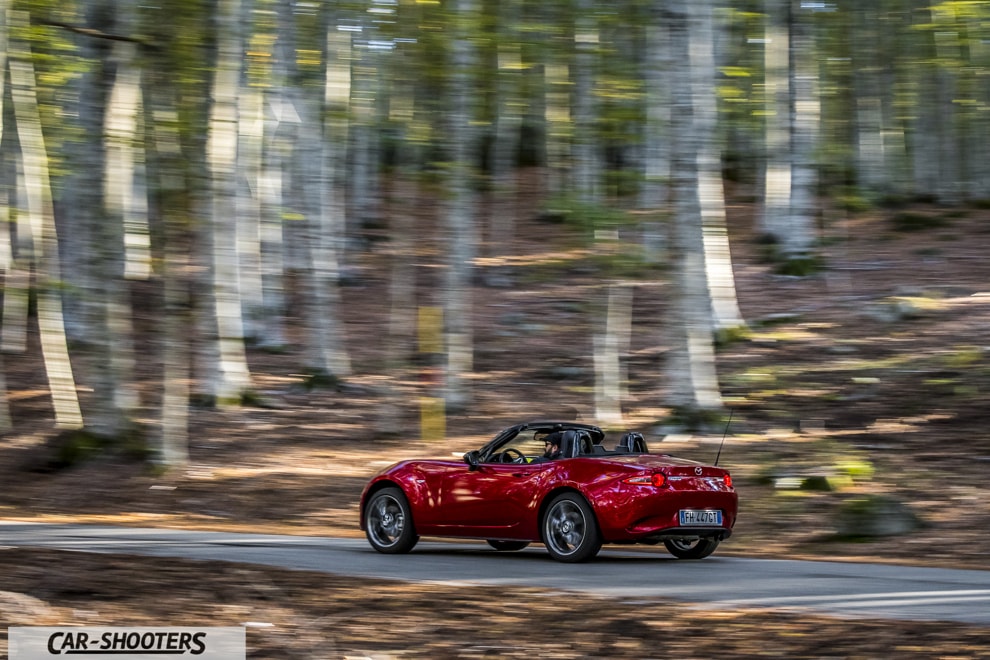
left=435, top=461, right=547, bottom=535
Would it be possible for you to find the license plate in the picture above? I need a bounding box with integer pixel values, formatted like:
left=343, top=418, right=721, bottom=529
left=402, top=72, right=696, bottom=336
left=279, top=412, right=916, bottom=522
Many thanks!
left=679, top=509, right=722, bottom=526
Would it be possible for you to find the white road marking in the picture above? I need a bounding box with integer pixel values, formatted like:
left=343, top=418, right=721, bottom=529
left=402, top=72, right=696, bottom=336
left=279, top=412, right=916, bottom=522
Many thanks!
left=699, top=589, right=990, bottom=612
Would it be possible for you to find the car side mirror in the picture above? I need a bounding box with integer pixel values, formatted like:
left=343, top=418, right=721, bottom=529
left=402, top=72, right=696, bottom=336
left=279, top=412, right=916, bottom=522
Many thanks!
left=464, top=450, right=481, bottom=471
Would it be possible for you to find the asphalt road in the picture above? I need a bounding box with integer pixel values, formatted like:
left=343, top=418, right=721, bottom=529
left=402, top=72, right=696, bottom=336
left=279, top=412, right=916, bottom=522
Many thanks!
left=3, top=522, right=990, bottom=625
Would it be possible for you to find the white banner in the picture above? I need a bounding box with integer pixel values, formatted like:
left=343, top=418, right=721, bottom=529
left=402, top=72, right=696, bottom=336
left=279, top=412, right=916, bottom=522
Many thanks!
left=9, top=627, right=246, bottom=659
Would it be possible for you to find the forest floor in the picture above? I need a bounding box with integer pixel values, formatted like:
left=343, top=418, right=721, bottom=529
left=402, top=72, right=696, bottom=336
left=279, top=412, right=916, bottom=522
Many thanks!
left=3, top=181, right=990, bottom=657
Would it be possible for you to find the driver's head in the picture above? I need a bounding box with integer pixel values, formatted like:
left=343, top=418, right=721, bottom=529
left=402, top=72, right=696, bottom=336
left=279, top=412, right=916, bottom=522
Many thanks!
left=542, top=431, right=562, bottom=458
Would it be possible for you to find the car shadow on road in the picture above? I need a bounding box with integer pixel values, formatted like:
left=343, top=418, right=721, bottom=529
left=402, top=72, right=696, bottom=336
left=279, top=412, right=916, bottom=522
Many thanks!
left=397, top=544, right=699, bottom=564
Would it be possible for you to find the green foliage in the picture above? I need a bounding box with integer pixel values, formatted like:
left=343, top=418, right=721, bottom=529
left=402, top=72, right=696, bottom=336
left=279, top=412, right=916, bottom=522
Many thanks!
left=714, top=324, right=752, bottom=349
left=754, top=437, right=875, bottom=494
left=49, top=424, right=152, bottom=470
left=540, top=196, right=633, bottom=239
left=890, top=212, right=948, bottom=232
left=774, top=255, right=825, bottom=277
left=586, top=250, right=665, bottom=280
left=298, top=369, right=343, bottom=392
left=833, top=494, right=923, bottom=538
left=189, top=393, right=217, bottom=410
left=835, top=190, right=874, bottom=214
left=945, top=345, right=982, bottom=369
left=662, top=406, right=728, bottom=433
left=52, top=429, right=106, bottom=468
left=755, top=233, right=826, bottom=276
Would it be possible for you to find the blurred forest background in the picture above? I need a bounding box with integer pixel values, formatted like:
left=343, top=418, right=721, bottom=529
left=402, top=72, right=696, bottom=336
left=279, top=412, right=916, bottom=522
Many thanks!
left=1, top=0, right=989, bottom=471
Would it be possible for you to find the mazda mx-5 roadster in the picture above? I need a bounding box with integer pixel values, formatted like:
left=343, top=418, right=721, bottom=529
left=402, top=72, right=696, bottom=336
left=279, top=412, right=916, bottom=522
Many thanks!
left=360, top=420, right=737, bottom=562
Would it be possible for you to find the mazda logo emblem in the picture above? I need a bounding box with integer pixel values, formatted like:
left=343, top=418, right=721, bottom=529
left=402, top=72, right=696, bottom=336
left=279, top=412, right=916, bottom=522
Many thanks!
left=695, top=467, right=703, bottom=475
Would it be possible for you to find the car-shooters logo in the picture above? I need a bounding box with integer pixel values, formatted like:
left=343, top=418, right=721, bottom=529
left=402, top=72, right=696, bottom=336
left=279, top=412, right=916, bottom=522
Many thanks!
left=9, top=627, right=245, bottom=659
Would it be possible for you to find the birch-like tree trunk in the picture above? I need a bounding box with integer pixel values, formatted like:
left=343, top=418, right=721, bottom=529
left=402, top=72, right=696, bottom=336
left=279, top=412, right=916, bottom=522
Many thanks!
left=693, top=1, right=745, bottom=332
left=256, top=107, right=289, bottom=350
left=149, top=84, right=191, bottom=468
left=312, top=6, right=352, bottom=380
left=443, top=0, right=478, bottom=411
left=639, top=12, right=673, bottom=263
left=759, top=0, right=791, bottom=245
left=103, top=0, right=144, bottom=414
left=299, top=94, right=351, bottom=381
left=573, top=0, right=600, bottom=205
left=929, top=13, right=962, bottom=204
left=237, top=76, right=266, bottom=343
left=484, top=1, right=522, bottom=286
left=851, top=5, right=908, bottom=197
left=594, top=282, right=631, bottom=426
left=760, top=0, right=818, bottom=263
left=0, top=2, right=11, bottom=433
left=281, top=1, right=351, bottom=382
left=51, top=0, right=132, bottom=437
left=664, top=0, right=722, bottom=417
left=8, top=10, right=83, bottom=429
left=1, top=149, right=30, bottom=355
left=253, top=0, right=298, bottom=351
left=347, top=26, right=381, bottom=263
left=907, top=0, right=940, bottom=200
left=208, top=0, right=253, bottom=404
left=544, top=62, right=570, bottom=200
left=786, top=0, right=820, bottom=260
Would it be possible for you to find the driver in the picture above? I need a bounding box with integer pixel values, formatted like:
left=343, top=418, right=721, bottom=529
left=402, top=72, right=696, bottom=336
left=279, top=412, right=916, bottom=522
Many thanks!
left=531, top=431, right=563, bottom=463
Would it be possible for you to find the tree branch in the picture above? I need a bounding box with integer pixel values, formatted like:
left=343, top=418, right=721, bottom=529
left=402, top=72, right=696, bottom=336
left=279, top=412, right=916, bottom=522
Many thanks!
left=37, top=19, right=152, bottom=47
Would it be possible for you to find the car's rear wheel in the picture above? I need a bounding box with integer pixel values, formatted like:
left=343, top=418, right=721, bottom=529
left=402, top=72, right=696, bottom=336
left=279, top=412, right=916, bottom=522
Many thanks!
left=542, top=493, right=602, bottom=563
left=365, top=487, right=419, bottom=554
left=663, top=537, right=719, bottom=559
left=486, top=540, right=530, bottom=552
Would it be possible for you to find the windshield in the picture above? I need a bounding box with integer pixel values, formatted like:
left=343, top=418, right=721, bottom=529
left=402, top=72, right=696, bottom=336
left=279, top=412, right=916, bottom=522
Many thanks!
left=483, top=427, right=552, bottom=463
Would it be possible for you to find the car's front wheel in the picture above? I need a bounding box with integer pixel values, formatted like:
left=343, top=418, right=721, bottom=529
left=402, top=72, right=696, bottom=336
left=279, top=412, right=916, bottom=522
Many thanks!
left=542, top=493, right=602, bottom=563
left=365, top=487, right=419, bottom=554
left=663, top=537, right=719, bottom=559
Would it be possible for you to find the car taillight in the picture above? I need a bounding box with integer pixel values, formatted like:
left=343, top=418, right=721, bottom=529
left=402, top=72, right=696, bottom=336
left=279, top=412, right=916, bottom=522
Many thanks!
left=724, top=473, right=733, bottom=489
left=623, top=473, right=667, bottom=488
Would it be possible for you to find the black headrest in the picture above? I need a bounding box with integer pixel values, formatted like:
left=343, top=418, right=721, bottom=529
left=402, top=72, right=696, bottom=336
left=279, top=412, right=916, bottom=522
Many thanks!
left=558, top=430, right=580, bottom=458
left=617, top=432, right=648, bottom=453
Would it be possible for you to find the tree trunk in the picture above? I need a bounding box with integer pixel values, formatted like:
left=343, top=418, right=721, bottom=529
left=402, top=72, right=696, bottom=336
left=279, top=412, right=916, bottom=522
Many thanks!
left=8, top=10, right=83, bottom=429
left=103, top=0, right=145, bottom=414
left=0, top=3, right=11, bottom=433
left=639, top=13, right=673, bottom=263
left=786, top=0, right=820, bottom=259
left=485, top=2, right=522, bottom=287
left=0, top=8, right=29, bottom=359
left=443, top=0, right=479, bottom=412
left=664, top=0, right=722, bottom=417
left=543, top=61, right=570, bottom=201
left=1, top=151, right=30, bottom=355
left=594, top=283, right=631, bottom=426
left=208, top=0, right=252, bottom=404
left=573, top=0, right=600, bottom=205
left=236, top=78, right=266, bottom=343
left=759, top=0, right=791, bottom=246
left=56, top=0, right=133, bottom=436
left=148, top=83, right=191, bottom=468
left=760, top=0, right=818, bottom=263
left=692, top=2, right=745, bottom=332
left=299, top=94, right=351, bottom=381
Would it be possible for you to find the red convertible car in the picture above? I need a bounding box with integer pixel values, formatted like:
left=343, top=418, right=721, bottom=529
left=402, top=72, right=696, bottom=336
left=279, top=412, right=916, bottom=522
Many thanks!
left=360, top=421, right=737, bottom=562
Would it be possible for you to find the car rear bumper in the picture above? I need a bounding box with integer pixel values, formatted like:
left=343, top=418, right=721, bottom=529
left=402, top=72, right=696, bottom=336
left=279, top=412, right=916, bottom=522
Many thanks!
left=594, top=489, right=738, bottom=543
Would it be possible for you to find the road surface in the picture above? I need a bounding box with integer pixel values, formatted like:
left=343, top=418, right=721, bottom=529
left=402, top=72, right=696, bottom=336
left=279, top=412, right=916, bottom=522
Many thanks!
left=2, top=522, right=989, bottom=625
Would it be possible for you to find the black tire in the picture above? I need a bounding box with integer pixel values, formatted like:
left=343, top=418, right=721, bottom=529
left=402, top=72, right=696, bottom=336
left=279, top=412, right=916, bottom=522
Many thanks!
left=663, top=537, right=720, bottom=560
left=486, top=540, right=530, bottom=552
left=542, top=493, right=602, bottom=563
left=364, top=487, right=419, bottom=554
